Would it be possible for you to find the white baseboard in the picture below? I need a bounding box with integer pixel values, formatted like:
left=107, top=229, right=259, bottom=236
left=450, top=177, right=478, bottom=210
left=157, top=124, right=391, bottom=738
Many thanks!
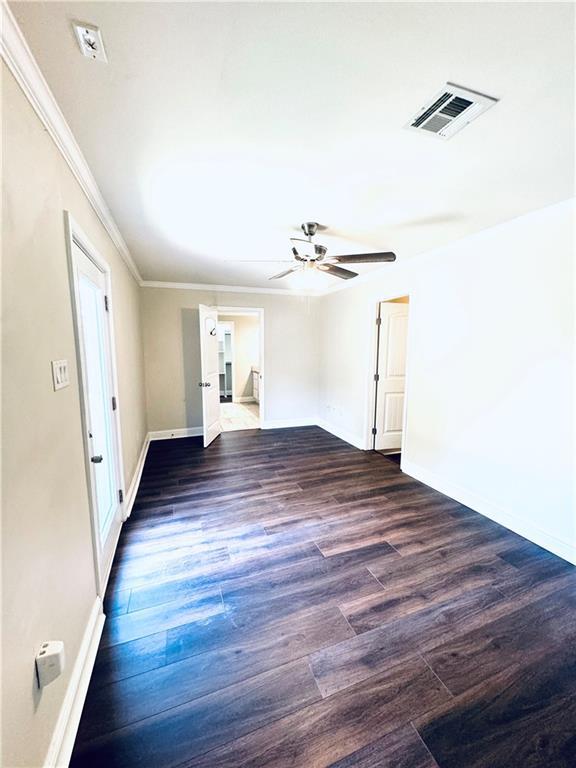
left=123, top=434, right=150, bottom=520
left=43, top=598, right=105, bottom=768
left=261, top=417, right=317, bottom=430
left=316, top=419, right=367, bottom=450
left=148, top=427, right=203, bottom=440
left=235, top=396, right=256, bottom=403
left=402, top=459, right=576, bottom=565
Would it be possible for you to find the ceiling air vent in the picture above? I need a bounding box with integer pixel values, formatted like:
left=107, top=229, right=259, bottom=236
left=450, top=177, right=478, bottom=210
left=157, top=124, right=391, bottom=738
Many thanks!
left=406, top=82, right=498, bottom=140
left=73, top=22, right=108, bottom=63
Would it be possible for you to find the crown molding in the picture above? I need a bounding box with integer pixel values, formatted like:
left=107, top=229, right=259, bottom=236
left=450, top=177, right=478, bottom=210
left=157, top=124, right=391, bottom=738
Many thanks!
left=1, top=1, right=142, bottom=284
left=140, top=280, right=322, bottom=297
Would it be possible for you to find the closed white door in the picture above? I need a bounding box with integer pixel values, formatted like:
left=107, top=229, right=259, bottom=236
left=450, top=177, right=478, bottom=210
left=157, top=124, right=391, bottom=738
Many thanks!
left=199, top=304, right=222, bottom=447
left=375, top=302, right=409, bottom=451
left=73, top=240, right=123, bottom=584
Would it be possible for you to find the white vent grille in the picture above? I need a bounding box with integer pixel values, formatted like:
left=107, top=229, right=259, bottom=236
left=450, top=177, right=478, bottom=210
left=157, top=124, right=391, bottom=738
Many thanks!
left=73, top=22, right=108, bottom=63
left=406, top=83, right=497, bottom=140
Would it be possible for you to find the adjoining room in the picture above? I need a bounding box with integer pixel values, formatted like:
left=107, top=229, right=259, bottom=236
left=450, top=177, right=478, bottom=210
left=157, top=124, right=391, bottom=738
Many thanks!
left=217, top=309, right=262, bottom=431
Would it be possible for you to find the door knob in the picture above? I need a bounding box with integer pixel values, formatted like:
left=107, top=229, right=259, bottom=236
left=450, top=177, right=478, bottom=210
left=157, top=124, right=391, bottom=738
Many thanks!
left=91, top=455, right=103, bottom=463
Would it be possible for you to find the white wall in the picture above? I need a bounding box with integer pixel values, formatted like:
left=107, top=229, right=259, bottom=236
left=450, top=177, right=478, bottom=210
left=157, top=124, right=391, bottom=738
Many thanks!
left=141, top=289, right=319, bottom=431
left=319, top=200, right=575, bottom=563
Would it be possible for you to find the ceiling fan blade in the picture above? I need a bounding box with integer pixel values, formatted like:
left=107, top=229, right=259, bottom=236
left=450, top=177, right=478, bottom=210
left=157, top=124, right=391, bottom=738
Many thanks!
left=330, top=252, right=396, bottom=263
left=269, top=267, right=300, bottom=280
left=317, top=263, right=358, bottom=280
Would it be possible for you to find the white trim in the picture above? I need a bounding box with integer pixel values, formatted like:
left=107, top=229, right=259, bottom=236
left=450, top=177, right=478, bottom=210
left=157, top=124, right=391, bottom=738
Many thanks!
left=149, top=427, right=203, bottom=440
left=402, top=460, right=576, bottom=566
left=0, top=3, right=142, bottom=284
left=261, top=417, right=317, bottom=430
left=236, top=396, right=257, bottom=403
left=43, top=598, right=105, bottom=768
left=141, top=281, right=320, bottom=296
left=317, top=419, right=367, bottom=450
left=123, top=434, right=151, bottom=520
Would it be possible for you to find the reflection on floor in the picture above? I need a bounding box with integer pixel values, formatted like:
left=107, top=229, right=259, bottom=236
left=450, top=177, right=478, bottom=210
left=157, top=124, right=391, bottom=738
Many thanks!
left=220, top=401, right=259, bottom=431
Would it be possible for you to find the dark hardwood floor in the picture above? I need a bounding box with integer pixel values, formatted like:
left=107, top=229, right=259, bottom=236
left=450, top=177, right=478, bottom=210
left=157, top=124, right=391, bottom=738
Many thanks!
left=70, top=426, right=576, bottom=768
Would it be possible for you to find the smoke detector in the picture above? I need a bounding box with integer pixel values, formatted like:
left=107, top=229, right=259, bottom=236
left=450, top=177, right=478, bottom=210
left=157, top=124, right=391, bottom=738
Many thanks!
left=406, top=82, right=498, bottom=140
left=73, top=22, right=107, bottom=63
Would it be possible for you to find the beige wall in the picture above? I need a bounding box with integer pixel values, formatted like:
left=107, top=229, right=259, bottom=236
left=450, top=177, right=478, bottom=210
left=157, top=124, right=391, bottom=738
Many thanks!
left=142, top=288, right=318, bottom=431
left=219, top=314, right=260, bottom=400
left=1, top=65, right=147, bottom=767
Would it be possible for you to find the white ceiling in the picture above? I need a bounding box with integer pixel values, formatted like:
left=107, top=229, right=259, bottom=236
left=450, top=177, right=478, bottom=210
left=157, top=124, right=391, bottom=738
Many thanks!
left=11, top=1, right=575, bottom=290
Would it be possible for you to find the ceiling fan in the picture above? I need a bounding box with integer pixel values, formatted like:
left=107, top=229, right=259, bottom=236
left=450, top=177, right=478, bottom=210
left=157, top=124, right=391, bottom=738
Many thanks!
left=271, top=222, right=396, bottom=281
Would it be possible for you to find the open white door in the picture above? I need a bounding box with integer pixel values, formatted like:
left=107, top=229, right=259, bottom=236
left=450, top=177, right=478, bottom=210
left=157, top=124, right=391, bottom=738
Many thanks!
left=199, top=304, right=222, bottom=447
left=374, top=302, right=409, bottom=451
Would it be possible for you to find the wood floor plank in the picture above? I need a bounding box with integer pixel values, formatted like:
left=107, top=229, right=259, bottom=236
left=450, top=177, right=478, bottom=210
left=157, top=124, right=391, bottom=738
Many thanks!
left=101, top=590, right=224, bottom=648
left=89, top=631, right=167, bottom=689
left=341, top=557, right=518, bottom=633
left=76, top=606, right=352, bottom=741
left=179, top=657, right=451, bottom=768
left=422, top=583, right=576, bottom=695
left=71, top=659, right=322, bottom=768
left=327, top=724, right=439, bottom=768
left=310, top=585, right=503, bottom=697
left=415, top=644, right=576, bottom=768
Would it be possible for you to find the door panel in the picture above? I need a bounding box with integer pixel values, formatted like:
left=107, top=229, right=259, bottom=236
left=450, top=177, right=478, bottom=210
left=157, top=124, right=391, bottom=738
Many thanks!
left=385, top=314, right=409, bottom=376
left=73, top=241, right=122, bottom=585
left=383, top=391, right=405, bottom=433
left=199, top=304, right=222, bottom=447
left=375, top=302, right=409, bottom=451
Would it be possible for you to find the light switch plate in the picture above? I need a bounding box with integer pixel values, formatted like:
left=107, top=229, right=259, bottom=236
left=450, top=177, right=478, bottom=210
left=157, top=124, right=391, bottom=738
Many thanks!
left=52, top=360, right=70, bottom=391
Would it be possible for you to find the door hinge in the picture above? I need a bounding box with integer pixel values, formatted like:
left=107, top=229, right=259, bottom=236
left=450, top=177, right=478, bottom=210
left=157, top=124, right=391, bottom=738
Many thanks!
left=372, top=427, right=377, bottom=435
left=376, top=317, right=382, bottom=326
left=104, top=295, right=109, bottom=312
left=112, top=396, right=117, bottom=411
left=118, top=489, right=124, bottom=503
left=374, top=374, right=380, bottom=382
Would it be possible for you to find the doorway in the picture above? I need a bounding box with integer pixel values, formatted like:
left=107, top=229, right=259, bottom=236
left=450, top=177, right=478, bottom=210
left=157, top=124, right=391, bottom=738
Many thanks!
left=217, top=309, right=262, bottom=432
left=372, top=296, right=409, bottom=456
left=65, top=213, right=125, bottom=593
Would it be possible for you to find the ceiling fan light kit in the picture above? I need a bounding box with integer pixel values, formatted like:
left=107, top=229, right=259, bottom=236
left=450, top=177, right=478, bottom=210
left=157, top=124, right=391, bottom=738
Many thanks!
left=269, top=222, right=396, bottom=282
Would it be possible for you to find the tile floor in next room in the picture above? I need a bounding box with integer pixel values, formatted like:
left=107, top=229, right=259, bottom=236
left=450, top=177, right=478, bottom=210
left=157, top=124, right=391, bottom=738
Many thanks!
left=71, top=426, right=576, bottom=768
left=220, top=401, right=260, bottom=432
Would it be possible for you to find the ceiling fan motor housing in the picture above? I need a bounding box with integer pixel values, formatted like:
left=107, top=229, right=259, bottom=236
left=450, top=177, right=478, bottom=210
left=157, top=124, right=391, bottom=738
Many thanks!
left=313, top=244, right=327, bottom=260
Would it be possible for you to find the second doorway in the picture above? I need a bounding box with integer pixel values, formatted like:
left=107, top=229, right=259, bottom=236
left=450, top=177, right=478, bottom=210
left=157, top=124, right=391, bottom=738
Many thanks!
left=217, top=310, right=262, bottom=432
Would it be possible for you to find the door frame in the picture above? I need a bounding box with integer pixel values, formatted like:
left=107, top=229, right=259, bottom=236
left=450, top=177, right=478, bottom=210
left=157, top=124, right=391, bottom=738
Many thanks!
left=366, top=295, right=412, bottom=463
left=64, top=211, right=126, bottom=595
left=215, top=307, right=264, bottom=421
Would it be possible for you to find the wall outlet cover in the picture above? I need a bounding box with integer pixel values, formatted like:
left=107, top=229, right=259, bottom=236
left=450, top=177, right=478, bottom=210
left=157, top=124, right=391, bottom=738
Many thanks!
left=35, top=641, right=65, bottom=688
left=52, top=359, right=70, bottom=390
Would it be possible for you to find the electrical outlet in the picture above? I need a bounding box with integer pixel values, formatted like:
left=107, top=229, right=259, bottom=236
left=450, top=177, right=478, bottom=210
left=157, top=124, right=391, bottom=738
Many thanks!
left=51, top=360, right=70, bottom=391
left=35, top=641, right=65, bottom=688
